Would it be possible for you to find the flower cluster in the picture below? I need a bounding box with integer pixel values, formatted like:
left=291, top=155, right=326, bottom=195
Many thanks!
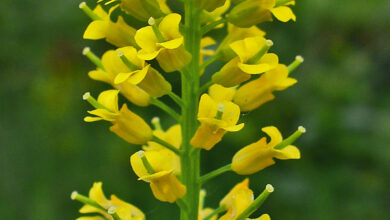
left=72, top=0, right=305, bottom=219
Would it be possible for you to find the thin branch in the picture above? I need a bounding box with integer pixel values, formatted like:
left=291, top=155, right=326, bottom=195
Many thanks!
left=202, top=18, right=227, bottom=35
left=149, top=98, right=181, bottom=121
left=168, top=92, right=184, bottom=107
left=151, top=135, right=182, bottom=156
left=199, top=164, right=232, bottom=184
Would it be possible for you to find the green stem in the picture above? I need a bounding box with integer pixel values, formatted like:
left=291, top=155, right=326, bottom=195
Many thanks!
left=168, top=92, right=184, bottom=107
left=180, top=0, right=202, bottom=219
left=203, top=205, right=227, bottom=220
left=151, top=136, right=182, bottom=155
left=201, top=18, right=227, bottom=35
left=199, top=164, right=231, bottom=184
left=71, top=191, right=105, bottom=211
left=149, top=98, right=181, bottom=121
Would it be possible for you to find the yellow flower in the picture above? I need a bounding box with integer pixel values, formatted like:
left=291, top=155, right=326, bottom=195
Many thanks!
left=196, top=0, right=227, bottom=12
left=233, top=64, right=297, bottom=111
left=135, top=13, right=191, bottom=72
left=191, top=94, right=244, bottom=150
left=219, top=179, right=271, bottom=220
left=200, top=0, right=230, bottom=26
left=103, top=0, right=171, bottom=22
left=219, top=178, right=253, bottom=220
left=269, top=0, right=296, bottom=22
left=212, top=36, right=278, bottom=87
left=208, top=84, right=236, bottom=102
left=143, top=124, right=182, bottom=175
left=84, top=90, right=152, bottom=145
left=231, top=126, right=301, bottom=175
left=113, top=46, right=172, bottom=98
left=199, top=208, right=218, bottom=220
left=78, top=182, right=145, bottom=220
left=217, top=23, right=266, bottom=62
left=130, top=150, right=186, bottom=203
left=82, top=4, right=137, bottom=47
left=228, top=0, right=296, bottom=27
left=86, top=48, right=151, bottom=107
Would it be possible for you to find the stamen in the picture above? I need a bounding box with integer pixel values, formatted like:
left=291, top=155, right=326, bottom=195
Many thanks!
left=138, top=150, right=156, bottom=174
left=149, top=17, right=166, bottom=42
left=117, top=51, right=138, bottom=71
left=274, top=126, right=306, bottom=150
left=215, top=103, right=225, bottom=120
left=151, top=117, right=162, bottom=130
left=247, top=39, right=274, bottom=64
left=82, top=47, right=105, bottom=71
left=79, top=2, right=102, bottom=21
left=287, top=55, right=304, bottom=74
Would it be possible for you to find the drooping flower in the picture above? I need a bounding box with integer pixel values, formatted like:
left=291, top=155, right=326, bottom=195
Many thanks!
left=143, top=122, right=182, bottom=175
left=231, top=126, right=303, bottom=175
left=233, top=64, right=297, bottom=111
left=219, top=179, right=271, bottom=220
left=217, top=23, right=266, bottom=61
left=85, top=48, right=151, bottom=106
left=200, top=0, right=231, bottom=26
left=81, top=3, right=137, bottom=47
left=191, top=93, right=244, bottom=150
left=130, top=150, right=186, bottom=203
left=74, top=182, right=145, bottom=220
left=196, top=0, right=227, bottom=12
left=83, top=90, right=152, bottom=145
left=212, top=36, right=278, bottom=87
left=227, top=0, right=296, bottom=28
left=113, top=46, right=172, bottom=97
left=135, top=13, right=191, bottom=72
left=100, top=0, right=171, bottom=22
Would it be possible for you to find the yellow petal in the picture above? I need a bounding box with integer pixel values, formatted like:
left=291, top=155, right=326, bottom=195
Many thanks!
left=252, top=214, right=271, bottom=220
left=87, top=109, right=118, bottom=122
left=116, top=46, right=144, bottom=68
left=198, top=94, right=218, bottom=119
left=93, top=4, right=108, bottom=18
left=88, top=69, right=114, bottom=84
left=211, top=57, right=251, bottom=87
left=135, top=26, right=159, bottom=53
left=156, top=46, right=191, bottom=72
left=138, top=48, right=163, bottom=60
left=149, top=172, right=186, bottom=203
left=137, top=66, right=172, bottom=97
left=271, top=6, right=296, bottom=22
left=89, top=182, right=110, bottom=208
left=220, top=178, right=249, bottom=208
left=273, top=145, right=300, bottom=159
left=158, top=13, right=182, bottom=40
left=110, top=104, right=152, bottom=144
left=97, top=90, right=120, bottom=112
left=111, top=195, right=145, bottom=219
left=238, top=53, right=279, bottom=74
left=231, top=138, right=275, bottom=175
left=114, top=72, right=133, bottom=84
left=230, top=36, right=266, bottom=63
left=84, top=116, right=103, bottom=122
left=191, top=123, right=226, bottom=150
left=158, top=37, right=183, bottom=49
left=83, top=20, right=107, bottom=40
left=261, top=126, right=283, bottom=147
left=127, top=65, right=150, bottom=84
left=116, top=82, right=150, bottom=107
left=208, top=84, right=236, bottom=102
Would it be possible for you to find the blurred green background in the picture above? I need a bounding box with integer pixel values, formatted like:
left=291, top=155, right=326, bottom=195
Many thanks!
left=1, top=0, right=390, bottom=219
